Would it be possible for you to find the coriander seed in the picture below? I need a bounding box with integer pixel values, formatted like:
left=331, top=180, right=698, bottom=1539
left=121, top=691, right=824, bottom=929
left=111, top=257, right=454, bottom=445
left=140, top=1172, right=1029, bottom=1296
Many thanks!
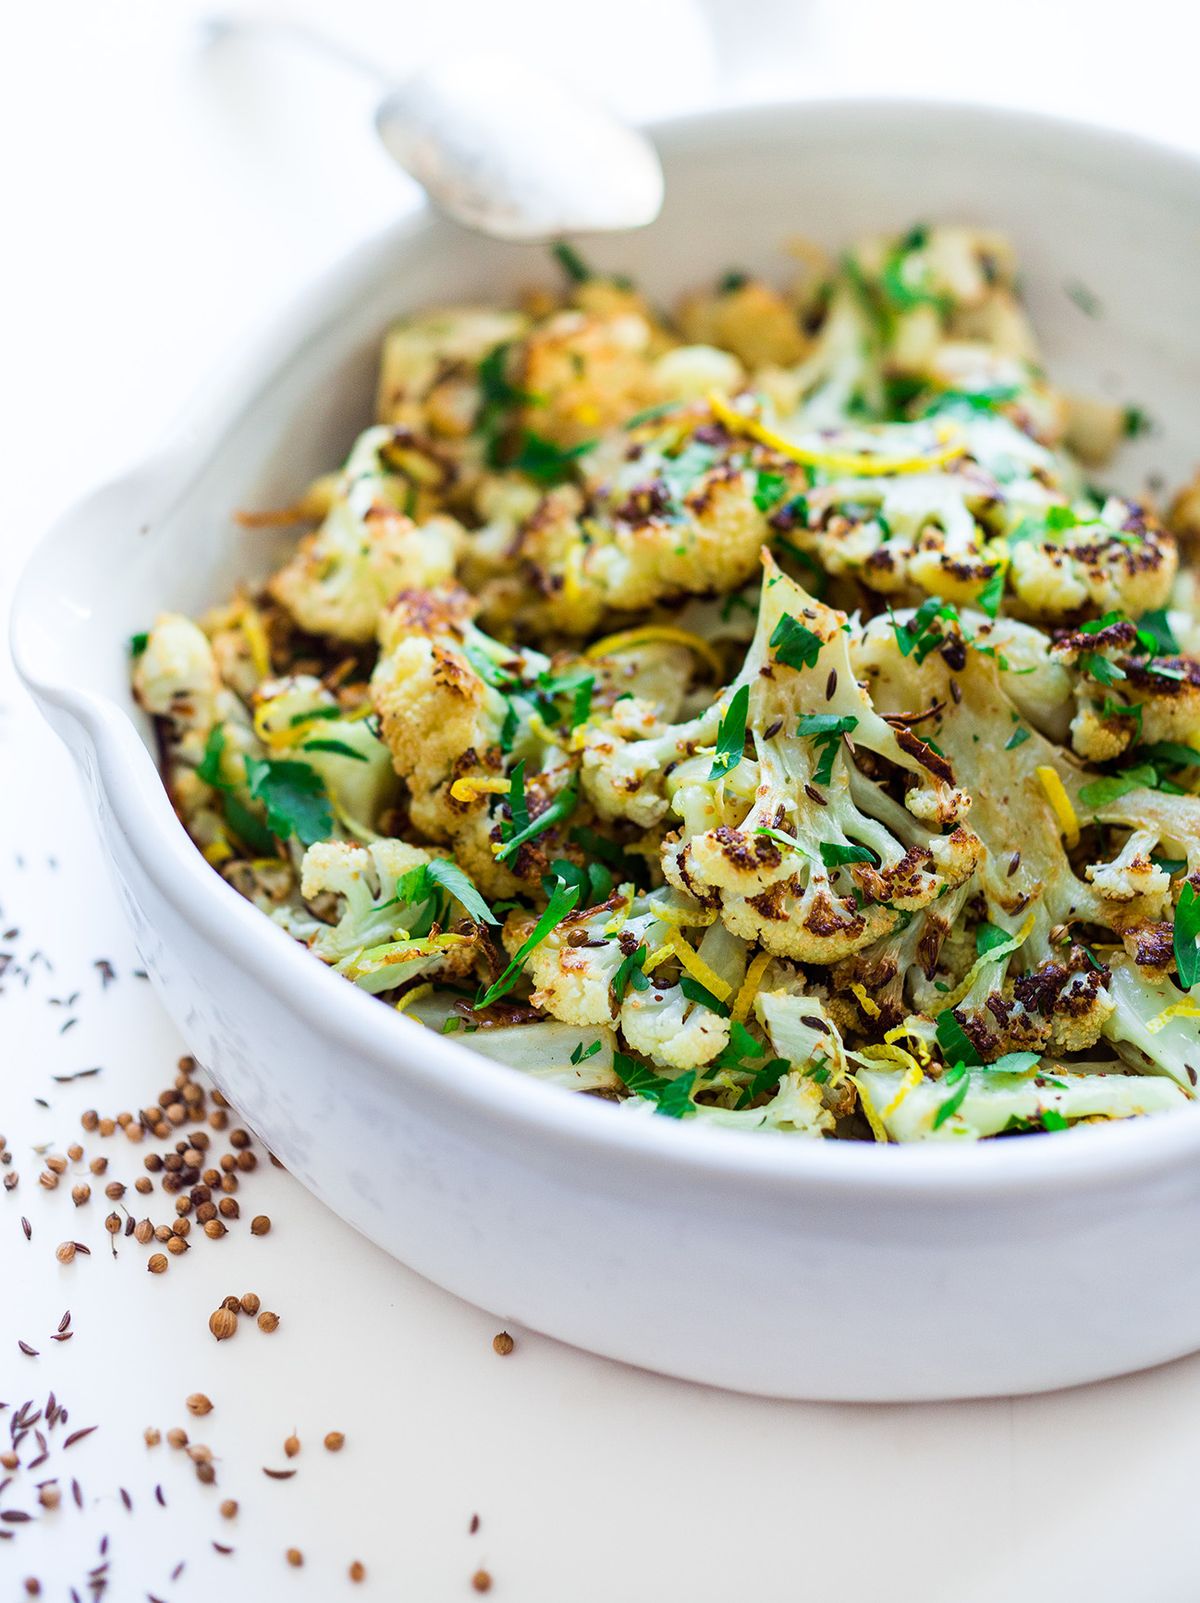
left=240, top=1292, right=260, bottom=1316
left=286, top=1549, right=303, bottom=1568
left=284, top=1434, right=300, bottom=1458
left=257, top=1310, right=280, bottom=1333
left=349, top=1562, right=365, bottom=1583
left=147, top=1253, right=168, bottom=1274
left=492, top=1331, right=514, bottom=1356
left=209, top=1307, right=238, bottom=1341
left=324, top=1431, right=345, bottom=1452
left=186, top=1393, right=213, bottom=1416
left=167, top=1428, right=188, bottom=1449
left=71, top=1183, right=90, bottom=1207
left=55, top=1241, right=76, bottom=1265
left=220, top=1499, right=238, bottom=1520
left=472, top=1570, right=493, bottom=1593
left=250, top=1214, right=271, bottom=1236
left=144, top=1428, right=161, bottom=1447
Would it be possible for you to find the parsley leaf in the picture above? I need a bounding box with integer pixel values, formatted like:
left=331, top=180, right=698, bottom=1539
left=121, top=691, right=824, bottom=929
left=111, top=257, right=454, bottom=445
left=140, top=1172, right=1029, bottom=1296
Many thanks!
left=476, top=878, right=581, bottom=1009
left=710, top=684, right=750, bottom=779
left=1005, top=726, right=1031, bottom=751
left=737, top=1055, right=789, bottom=1107
left=301, top=738, right=368, bottom=762
left=543, top=857, right=612, bottom=909
left=243, top=756, right=332, bottom=845
left=1078, top=765, right=1159, bottom=808
left=1138, top=608, right=1179, bottom=656
left=754, top=826, right=808, bottom=857
left=495, top=779, right=578, bottom=865
left=1175, top=881, right=1200, bottom=990
left=932, top=1062, right=969, bottom=1129
left=977, top=569, right=1005, bottom=618
left=935, top=1009, right=980, bottom=1067
left=975, top=922, right=1011, bottom=957
left=222, top=795, right=278, bottom=858
left=552, top=241, right=591, bottom=282
left=753, top=471, right=788, bottom=513
left=422, top=859, right=498, bottom=925
left=612, top=945, right=651, bottom=1003
left=1079, top=652, right=1127, bottom=688
left=796, top=713, right=858, bottom=784
left=1040, top=1108, right=1070, bottom=1131
left=770, top=613, right=824, bottom=671
left=678, top=976, right=731, bottom=1017
left=196, top=725, right=229, bottom=790
left=819, top=842, right=877, bottom=868
left=891, top=595, right=958, bottom=663
left=570, top=1040, right=602, bottom=1065
left=511, top=432, right=595, bottom=486
left=612, top=1053, right=696, bottom=1118
left=130, top=631, right=149, bottom=657
left=504, top=760, right=530, bottom=842
left=990, top=1051, right=1042, bottom=1075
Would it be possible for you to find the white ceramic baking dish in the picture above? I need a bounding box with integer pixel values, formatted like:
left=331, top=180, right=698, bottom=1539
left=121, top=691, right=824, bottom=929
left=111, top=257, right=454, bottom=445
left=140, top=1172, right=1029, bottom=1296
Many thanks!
left=15, top=100, right=1200, bottom=1401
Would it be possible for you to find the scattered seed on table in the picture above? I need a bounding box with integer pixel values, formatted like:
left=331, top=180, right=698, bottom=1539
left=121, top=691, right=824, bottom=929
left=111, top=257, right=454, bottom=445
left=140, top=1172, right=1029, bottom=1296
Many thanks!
left=324, top=1432, right=344, bottom=1452
left=219, top=1499, right=238, bottom=1520
left=472, top=1570, right=493, bottom=1593
left=55, top=1242, right=76, bottom=1265
left=240, top=1293, right=260, bottom=1316
left=186, top=1394, right=212, bottom=1417
left=18, top=1342, right=38, bottom=1358
left=209, top=1308, right=237, bottom=1341
left=63, top=1426, right=97, bottom=1449
left=250, top=1215, right=271, bottom=1236
left=263, top=1467, right=296, bottom=1480
left=285, top=1548, right=303, bottom=1567
left=349, top=1561, right=365, bottom=1583
left=144, top=1428, right=161, bottom=1448
left=469, top=1514, right=480, bottom=1535
left=166, top=1429, right=188, bottom=1450
left=21, top=1217, right=31, bottom=1240
left=196, top=1461, right=215, bottom=1485
left=284, top=1434, right=300, bottom=1458
left=147, top=1254, right=168, bottom=1275
left=257, top=1311, right=280, bottom=1333
left=71, top=1185, right=90, bottom=1207
left=492, top=1331, right=514, bottom=1356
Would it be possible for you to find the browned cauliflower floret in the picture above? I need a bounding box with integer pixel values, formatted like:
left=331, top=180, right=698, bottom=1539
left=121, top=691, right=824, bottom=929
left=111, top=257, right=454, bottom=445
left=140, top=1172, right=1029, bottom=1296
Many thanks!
left=676, top=275, right=810, bottom=369
left=376, top=307, right=530, bottom=436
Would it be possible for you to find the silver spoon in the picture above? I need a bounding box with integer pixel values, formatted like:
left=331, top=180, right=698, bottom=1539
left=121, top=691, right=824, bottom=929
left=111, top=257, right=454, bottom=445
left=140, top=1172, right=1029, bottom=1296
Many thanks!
left=203, top=18, right=664, bottom=241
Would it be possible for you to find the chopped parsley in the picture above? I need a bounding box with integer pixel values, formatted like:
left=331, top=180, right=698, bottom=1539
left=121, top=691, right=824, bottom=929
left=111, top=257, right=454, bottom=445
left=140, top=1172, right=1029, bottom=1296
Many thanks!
left=718, top=269, right=749, bottom=294
left=819, top=842, right=878, bottom=868
left=612, top=945, right=651, bottom=1003
left=1174, top=881, right=1200, bottom=990
left=976, top=569, right=1005, bottom=618
left=755, top=825, right=807, bottom=857
left=300, top=738, right=368, bottom=762
left=570, top=1040, right=603, bottom=1065
left=494, top=778, right=578, bottom=865
left=935, top=1009, right=980, bottom=1068
left=796, top=713, right=858, bottom=784
left=130, top=631, right=149, bottom=657
left=1137, top=608, right=1180, bottom=656
left=1123, top=405, right=1152, bottom=438
left=890, top=595, right=958, bottom=663
left=243, top=756, right=333, bottom=846
left=975, top=922, right=1011, bottom=957
left=476, top=877, right=581, bottom=1009
left=1078, top=764, right=1159, bottom=808
left=770, top=613, right=824, bottom=671
left=1065, top=280, right=1103, bottom=318
left=510, top=432, right=595, bottom=486
left=395, top=859, right=497, bottom=927
left=552, top=241, right=592, bottom=283
left=612, top=1053, right=696, bottom=1118
left=1005, top=726, right=1031, bottom=751
left=678, top=976, right=730, bottom=1017
left=932, top=1062, right=970, bottom=1129
left=1040, top=1108, right=1070, bottom=1132
left=753, top=471, right=788, bottom=513
left=543, top=857, right=612, bottom=909
left=710, top=684, right=750, bottom=779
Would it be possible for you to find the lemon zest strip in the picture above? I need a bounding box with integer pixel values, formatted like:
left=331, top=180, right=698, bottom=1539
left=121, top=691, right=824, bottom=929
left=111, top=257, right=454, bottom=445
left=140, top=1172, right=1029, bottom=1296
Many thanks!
left=851, top=983, right=881, bottom=1019
left=1147, top=999, right=1200, bottom=1034
left=882, top=1064, right=926, bottom=1119
left=450, top=776, right=511, bottom=803
left=732, top=951, right=772, bottom=1023
left=584, top=625, right=723, bottom=677
left=930, top=911, right=1037, bottom=1017
left=665, top=929, right=732, bottom=1002
left=852, top=1075, right=890, bottom=1143
left=856, top=1042, right=923, bottom=1077
left=395, top=983, right=434, bottom=1015
left=238, top=602, right=272, bottom=681
left=708, top=391, right=966, bottom=478
left=1036, top=766, right=1080, bottom=848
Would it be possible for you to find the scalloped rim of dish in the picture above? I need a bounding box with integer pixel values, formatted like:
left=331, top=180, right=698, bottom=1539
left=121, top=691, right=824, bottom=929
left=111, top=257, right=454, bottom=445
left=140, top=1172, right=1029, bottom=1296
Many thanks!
left=14, top=94, right=1200, bottom=1201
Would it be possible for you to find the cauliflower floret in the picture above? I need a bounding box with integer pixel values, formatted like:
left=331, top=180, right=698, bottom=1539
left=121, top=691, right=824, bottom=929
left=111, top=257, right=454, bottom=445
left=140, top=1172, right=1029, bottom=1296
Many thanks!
left=284, top=838, right=485, bottom=994
left=651, top=556, right=978, bottom=964
left=133, top=614, right=222, bottom=743
left=252, top=675, right=398, bottom=835
left=513, top=307, right=658, bottom=448
left=470, top=398, right=807, bottom=637
left=620, top=920, right=748, bottom=1070
left=1103, top=953, right=1200, bottom=1089
left=371, top=588, right=587, bottom=896
left=856, top=1061, right=1185, bottom=1143
left=376, top=306, right=530, bottom=436
left=1051, top=617, right=1200, bottom=761
left=519, top=884, right=712, bottom=1028
left=676, top=275, right=809, bottom=369
left=268, top=426, right=464, bottom=643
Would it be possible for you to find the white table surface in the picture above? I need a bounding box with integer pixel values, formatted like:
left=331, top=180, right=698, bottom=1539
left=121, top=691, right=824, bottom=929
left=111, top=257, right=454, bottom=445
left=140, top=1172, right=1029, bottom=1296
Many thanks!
left=6, top=4, right=1200, bottom=1598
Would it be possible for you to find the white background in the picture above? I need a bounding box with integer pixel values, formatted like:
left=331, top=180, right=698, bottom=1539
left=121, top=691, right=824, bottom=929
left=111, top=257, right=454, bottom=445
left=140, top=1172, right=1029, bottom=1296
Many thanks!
left=6, top=3, right=1200, bottom=1598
